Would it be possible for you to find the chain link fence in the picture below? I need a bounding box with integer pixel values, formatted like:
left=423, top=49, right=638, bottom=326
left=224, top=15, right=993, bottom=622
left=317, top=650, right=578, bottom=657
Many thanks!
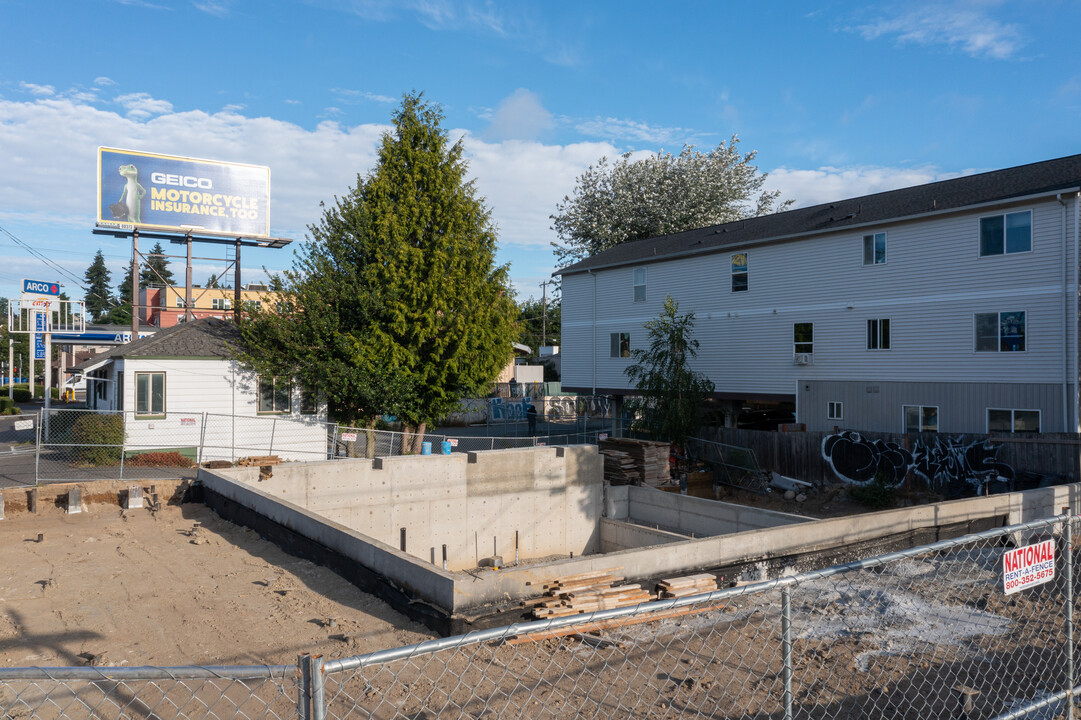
left=330, top=426, right=616, bottom=459
left=3, top=514, right=1077, bottom=719
left=0, top=665, right=298, bottom=720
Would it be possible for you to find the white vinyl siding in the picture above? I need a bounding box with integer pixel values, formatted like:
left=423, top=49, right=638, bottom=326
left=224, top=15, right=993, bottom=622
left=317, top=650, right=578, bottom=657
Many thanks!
left=558, top=198, right=1073, bottom=396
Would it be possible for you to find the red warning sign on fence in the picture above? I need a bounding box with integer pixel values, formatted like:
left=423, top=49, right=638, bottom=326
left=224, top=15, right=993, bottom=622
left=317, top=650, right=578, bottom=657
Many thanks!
left=1002, top=539, right=1056, bottom=595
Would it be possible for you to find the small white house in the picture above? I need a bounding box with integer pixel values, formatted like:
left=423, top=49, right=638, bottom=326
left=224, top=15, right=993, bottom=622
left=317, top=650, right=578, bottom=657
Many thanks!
left=74, top=317, right=327, bottom=461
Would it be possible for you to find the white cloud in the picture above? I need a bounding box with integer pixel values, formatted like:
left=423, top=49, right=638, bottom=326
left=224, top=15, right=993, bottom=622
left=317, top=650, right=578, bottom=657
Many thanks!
left=574, top=117, right=697, bottom=146
left=483, top=89, right=553, bottom=141
left=331, top=88, right=397, bottom=105
left=115, top=92, right=174, bottom=120
left=94, top=77, right=117, bottom=87
left=764, top=164, right=969, bottom=208
left=192, top=0, right=231, bottom=16
left=852, top=3, right=1024, bottom=60
left=221, top=103, right=246, bottom=113
left=19, top=82, right=55, bottom=97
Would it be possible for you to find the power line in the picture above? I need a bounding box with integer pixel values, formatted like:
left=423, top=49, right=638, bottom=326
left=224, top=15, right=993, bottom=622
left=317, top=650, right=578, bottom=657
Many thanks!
left=0, top=223, right=121, bottom=311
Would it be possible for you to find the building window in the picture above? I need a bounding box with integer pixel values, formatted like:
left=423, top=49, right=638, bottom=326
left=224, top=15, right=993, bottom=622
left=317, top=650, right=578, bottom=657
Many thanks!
left=863, top=232, right=886, bottom=265
left=903, top=405, right=938, bottom=433
left=212, top=297, right=232, bottom=310
left=300, top=387, right=319, bottom=415
left=258, top=376, right=291, bottom=413
left=975, top=311, right=1026, bottom=352
left=988, top=408, right=1040, bottom=433
left=135, top=372, right=165, bottom=416
left=610, top=332, right=630, bottom=358
left=867, top=318, right=891, bottom=350
left=175, top=296, right=184, bottom=308
left=980, top=210, right=1031, bottom=256
left=633, top=268, right=646, bottom=303
left=243, top=299, right=262, bottom=311
left=731, top=253, right=748, bottom=292
left=828, top=401, right=843, bottom=421
left=794, top=323, right=813, bottom=355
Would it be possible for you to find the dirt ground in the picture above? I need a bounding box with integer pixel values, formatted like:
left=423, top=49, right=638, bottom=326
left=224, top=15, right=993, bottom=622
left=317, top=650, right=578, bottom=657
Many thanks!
left=0, top=501, right=434, bottom=668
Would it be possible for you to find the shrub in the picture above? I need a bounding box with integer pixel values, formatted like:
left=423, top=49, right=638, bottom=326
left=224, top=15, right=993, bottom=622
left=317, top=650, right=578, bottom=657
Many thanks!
left=12, top=388, right=31, bottom=403
left=126, top=451, right=193, bottom=468
left=848, top=473, right=897, bottom=509
left=0, top=397, right=13, bottom=411
left=71, top=413, right=124, bottom=466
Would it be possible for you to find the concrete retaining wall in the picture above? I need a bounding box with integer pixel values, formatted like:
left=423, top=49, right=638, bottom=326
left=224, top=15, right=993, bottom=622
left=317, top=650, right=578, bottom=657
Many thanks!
left=622, top=485, right=812, bottom=536
left=211, top=445, right=603, bottom=571
left=599, top=518, right=687, bottom=552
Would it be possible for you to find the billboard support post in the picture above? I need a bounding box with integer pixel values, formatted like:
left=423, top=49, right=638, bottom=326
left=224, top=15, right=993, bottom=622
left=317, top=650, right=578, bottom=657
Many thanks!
left=131, top=229, right=140, bottom=338
left=7, top=338, right=12, bottom=399
left=234, top=238, right=242, bottom=322
left=185, top=234, right=194, bottom=323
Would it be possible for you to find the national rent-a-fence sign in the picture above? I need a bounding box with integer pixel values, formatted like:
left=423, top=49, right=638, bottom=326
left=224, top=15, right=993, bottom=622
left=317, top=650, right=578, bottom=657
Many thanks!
left=97, top=147, right=270, bottom=238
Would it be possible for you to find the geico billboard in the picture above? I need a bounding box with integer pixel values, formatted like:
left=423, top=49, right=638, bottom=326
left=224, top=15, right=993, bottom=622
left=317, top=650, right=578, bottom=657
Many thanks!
left=98, top=147, right=270, bottom=238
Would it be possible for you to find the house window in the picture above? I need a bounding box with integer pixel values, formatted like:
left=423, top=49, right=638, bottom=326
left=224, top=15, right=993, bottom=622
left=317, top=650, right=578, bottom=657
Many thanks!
left=793, top=323, right=813, bottom=355
left=903, top=405, right=938, bottom=433
left=975, top=311, right=1026, bottom=352
left=610, top=332, right=630, bottom=359
left=863, top=232, right=886, bottom=265
left=135, top=372, right=165, bottom=416
left=828, top=401, right=843, bottom=421
left=300, top=387, right=319, bottom=415
left=867, top=318, right=891, bottom=350
left=980, top=210, right=1031, bottom=256
left=212, top=298, right=232, bottom=310
left=633, top=268, right=646, bottom=303
left=258, top=376, right=291, bottom=413
left=988, top=408, right=1040, bottom=433
left=731, top=253, right=748, bottom=292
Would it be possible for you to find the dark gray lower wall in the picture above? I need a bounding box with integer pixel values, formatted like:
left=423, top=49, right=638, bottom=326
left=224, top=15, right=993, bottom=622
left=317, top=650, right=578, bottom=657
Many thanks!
left=798, top=380, right=1070, bottom=434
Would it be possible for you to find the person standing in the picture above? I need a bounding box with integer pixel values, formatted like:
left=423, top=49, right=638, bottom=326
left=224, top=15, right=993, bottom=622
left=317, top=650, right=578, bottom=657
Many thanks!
left=526, top=398, right=538, bottom=435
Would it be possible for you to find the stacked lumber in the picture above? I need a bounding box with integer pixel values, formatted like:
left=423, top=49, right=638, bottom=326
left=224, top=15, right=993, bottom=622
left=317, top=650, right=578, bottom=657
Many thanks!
left=657, top=573, right=718, bottom=598
left=530, top=568, right=653, bottom=619
left=598, top=438, right=670, bottom=486
left=236, top=455, right=283, bottom=467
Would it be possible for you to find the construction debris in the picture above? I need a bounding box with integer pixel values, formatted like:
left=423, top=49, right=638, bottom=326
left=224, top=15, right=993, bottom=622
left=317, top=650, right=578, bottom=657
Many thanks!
left=657, top=573, right=718, bottom=598
left=598, top=439, right=670, bottom=486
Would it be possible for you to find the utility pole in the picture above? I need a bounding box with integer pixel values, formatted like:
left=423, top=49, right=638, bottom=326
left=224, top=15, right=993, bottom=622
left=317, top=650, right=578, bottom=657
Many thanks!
left=539, top=280, right=557, bottom=350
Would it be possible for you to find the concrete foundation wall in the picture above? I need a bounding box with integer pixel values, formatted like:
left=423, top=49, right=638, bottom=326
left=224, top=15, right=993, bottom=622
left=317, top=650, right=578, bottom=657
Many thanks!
left=599, top=518, right=688, bottom=552
left=624, top=486, right=812, bottom=536
left=216, top=445, right=603, bottom=571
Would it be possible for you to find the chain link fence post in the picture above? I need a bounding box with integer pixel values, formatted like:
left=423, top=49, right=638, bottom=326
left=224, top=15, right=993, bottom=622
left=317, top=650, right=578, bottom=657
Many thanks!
left=311, top=655, right=326, bottom=720
left=33, top=408, right=41, bottom=484
left=298, top=653, right=312, bottom=720
left=781, top=584, right=793, bottom=720
left=1067, top=509, right=1075, bottom=720
left=197, top=412, right=208, bottom=467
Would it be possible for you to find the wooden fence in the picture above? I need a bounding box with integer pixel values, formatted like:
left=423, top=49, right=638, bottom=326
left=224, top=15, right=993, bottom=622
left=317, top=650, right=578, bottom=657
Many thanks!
left=700, top=427, right=1080, bottom=493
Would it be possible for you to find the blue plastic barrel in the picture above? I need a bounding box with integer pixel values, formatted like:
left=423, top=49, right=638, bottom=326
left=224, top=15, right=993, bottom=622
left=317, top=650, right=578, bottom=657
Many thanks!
left=421, top=441, right=432, bottom=455
left=441, top=441, right=452, bottom=455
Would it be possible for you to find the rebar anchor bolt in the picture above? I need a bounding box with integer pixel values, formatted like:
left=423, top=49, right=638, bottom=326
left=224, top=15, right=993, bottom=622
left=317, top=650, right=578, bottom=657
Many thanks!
left=952, top=685, right=979, bottom=719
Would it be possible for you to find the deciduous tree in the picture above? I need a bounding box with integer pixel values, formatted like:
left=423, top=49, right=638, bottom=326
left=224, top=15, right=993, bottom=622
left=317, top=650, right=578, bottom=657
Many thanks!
left=239, top=93, right=516, bottom=446
left=551, top=137, right=791, bottom=265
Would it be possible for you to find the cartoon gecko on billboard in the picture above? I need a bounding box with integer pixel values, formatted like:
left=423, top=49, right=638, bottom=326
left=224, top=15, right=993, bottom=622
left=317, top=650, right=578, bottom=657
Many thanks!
left=109, top=164, right=145, bottom=223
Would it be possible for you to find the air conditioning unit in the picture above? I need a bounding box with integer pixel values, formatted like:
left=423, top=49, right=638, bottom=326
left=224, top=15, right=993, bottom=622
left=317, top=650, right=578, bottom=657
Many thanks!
left=793, top=353, right=813, bottom=365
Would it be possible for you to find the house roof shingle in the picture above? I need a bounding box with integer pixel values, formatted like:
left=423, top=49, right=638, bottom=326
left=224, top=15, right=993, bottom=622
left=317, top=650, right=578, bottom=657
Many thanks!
left=557, top=153, right=1081, bottom=276
left=71, top=318, right=239, bottom=371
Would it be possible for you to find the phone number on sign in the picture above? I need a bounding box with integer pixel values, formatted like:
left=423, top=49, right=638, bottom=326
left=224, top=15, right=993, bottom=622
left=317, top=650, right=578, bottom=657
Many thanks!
left=1004, top=559, right=1055, bottom=592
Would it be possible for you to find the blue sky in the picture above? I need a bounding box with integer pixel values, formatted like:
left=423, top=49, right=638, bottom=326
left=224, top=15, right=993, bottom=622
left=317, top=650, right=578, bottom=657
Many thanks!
left=1, top=0, right=1079, bottom=309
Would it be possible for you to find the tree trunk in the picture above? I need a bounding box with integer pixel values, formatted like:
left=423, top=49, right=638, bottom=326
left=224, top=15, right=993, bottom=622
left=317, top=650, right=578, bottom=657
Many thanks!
left=364, top=420, right=376, bottom=459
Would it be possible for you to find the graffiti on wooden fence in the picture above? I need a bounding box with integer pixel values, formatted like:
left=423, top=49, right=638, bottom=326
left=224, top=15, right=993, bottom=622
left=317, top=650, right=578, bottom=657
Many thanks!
left=822, top=430, right=1014, bottom=494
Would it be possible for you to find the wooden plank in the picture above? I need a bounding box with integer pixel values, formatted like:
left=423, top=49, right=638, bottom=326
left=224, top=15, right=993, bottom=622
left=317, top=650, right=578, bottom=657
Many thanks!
left=512, top=601, right=730, bottom=645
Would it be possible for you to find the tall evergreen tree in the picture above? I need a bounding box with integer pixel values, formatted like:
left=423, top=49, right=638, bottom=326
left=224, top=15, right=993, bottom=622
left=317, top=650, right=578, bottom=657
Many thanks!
left=239, top=92, right=516, bottom=443
left=624, top=296, right=715, bottom=448
left=141, top=242, right=174, bottom=287
left=83, top=249, right=113, bottom=322
left=104, top=261, right=135, bottom=325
